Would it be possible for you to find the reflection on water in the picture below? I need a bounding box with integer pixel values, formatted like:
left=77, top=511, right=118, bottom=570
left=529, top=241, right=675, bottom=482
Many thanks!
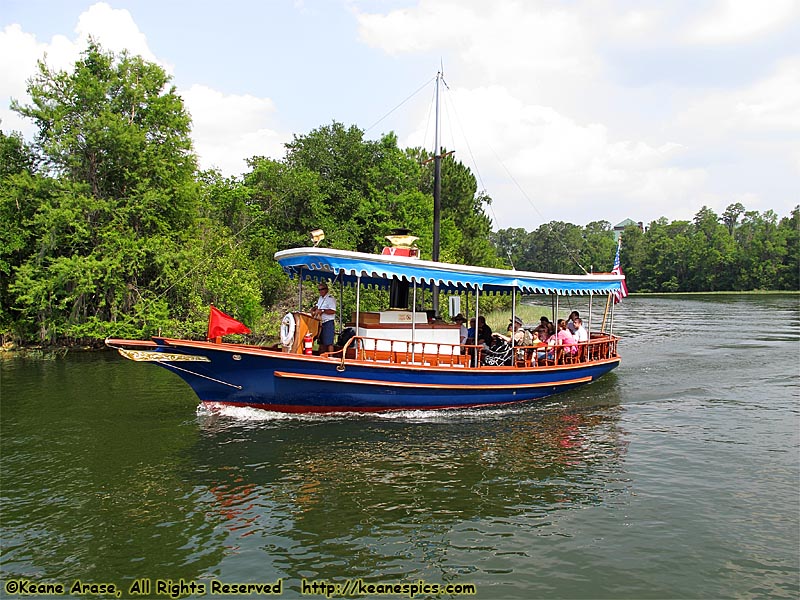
left=1, top=294, right=798, bottom=599
left=186, top=394, right=628, bottom=588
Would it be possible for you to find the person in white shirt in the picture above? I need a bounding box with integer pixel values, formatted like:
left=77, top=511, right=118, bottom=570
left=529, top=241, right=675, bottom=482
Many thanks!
left=572, top=317, right=589, bottom=344
left=452, top=314, right=468, bottom=345
left=311, top=282, right=336, bottom=354
left=567, top=310, right=580, bottom=334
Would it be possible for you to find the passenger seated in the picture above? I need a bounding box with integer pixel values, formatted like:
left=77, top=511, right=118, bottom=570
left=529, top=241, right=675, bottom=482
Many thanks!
left=465, top=317, right=477, bottom=346
left=535, top=323, right=551, bottom=344
left=567, top=310, right=580, bottom=334
left=494, top=316, right=532, bottom=362
left=476, top=316, right=492, bottom=347
left=556, top=318, right=578, bottom=355
left=465, top=316, right=492, bottom=364
left=539, top=316, right=556, bottom=340
left=452, top=313, right=468, bottom=345
left=572, top=317, right=588, bottom=343
left=531, top=331, right=547, bottom=362
left=495, top=316, right=525, bottom=345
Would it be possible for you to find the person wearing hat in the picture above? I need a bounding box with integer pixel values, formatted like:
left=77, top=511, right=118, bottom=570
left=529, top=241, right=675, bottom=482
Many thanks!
left=310, top=281, right=336, bottom=354
left=452, top=313, right=468, bottom=345
left=496, top=316, right=528, bottom=347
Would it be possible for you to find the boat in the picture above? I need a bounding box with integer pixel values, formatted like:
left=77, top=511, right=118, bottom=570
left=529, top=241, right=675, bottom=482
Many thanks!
left=106, top=72, right=626, bottom=413
left=106, top=239, right=625, bottom=413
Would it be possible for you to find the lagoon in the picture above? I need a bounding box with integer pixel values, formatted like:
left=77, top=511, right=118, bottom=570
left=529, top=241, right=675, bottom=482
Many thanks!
left=1, top=294, right=798, bottom=599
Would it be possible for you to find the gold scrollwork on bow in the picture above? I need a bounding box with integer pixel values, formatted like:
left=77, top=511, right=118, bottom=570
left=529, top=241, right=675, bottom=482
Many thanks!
left=118, top=349, right=211, bottom=363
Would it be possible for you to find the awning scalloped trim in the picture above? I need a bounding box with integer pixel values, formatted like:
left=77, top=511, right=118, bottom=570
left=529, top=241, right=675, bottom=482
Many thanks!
left=277, top=247, right=624, bottom=296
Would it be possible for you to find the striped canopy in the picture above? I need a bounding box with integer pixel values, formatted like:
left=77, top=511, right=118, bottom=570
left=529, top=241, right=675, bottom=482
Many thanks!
left=275, top=247, right=625, bottom=296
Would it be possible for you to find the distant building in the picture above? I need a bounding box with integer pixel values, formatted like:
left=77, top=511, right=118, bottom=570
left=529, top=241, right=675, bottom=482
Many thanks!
left=613, top=218, right=644, bottom=241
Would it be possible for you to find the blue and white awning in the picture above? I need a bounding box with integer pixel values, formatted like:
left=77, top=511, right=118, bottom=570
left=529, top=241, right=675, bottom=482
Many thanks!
left=275, top=248, right=625, bottom=296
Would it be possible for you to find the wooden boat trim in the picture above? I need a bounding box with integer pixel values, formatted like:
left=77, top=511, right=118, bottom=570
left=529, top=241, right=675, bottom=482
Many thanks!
left=274, top=370, right=593, bottom=390
left=133, top=338, right=619, bottom=370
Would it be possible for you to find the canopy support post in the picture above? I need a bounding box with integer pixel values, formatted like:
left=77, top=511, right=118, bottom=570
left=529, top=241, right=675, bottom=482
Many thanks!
left=355, top=276, right=361, bottom=353
left=474, top=288, right=481, bottom=368
left=511, top=288, right=517, bottom=354
left=555, top=294, right=560, bottom=327
left=609, top=297, right=615, bottom=337
left=297, top=267, right=303, bottom=310
left=339, top=277, right=344, bottom=337
left=412, top=280, right=417, bottom=363
left=601, top=293, right=612, bottom=333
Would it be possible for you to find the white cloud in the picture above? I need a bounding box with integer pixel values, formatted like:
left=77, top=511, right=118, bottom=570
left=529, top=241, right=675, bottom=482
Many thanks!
left=355, top=0, right=799, bottom=228
left=677, top=58, right=800, bottom=135
left=2, top=0, right=797, bottom=229
left=685, top=0, right=800, bottom=44
left=732, top=58, right=800, bottom=131
left=0, top=3, right=167, bottom=137
left=401, top=84, right=702, bottom=228
left=1, top=2, right=284, bottom=177
left=0, top=24, right=84, bottom=137
left=356, top=1, right=599, bottom=84
left=74, top=2, right=168, bottom=70
left=181, top=84, right=287, bottom=175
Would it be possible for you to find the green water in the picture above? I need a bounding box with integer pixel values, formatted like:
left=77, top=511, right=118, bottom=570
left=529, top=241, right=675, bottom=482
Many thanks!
left=1, top=295, right=798, bottom=599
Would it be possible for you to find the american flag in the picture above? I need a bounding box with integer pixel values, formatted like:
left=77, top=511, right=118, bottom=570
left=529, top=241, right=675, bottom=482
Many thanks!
left=611, top=240, right=629, bottom=303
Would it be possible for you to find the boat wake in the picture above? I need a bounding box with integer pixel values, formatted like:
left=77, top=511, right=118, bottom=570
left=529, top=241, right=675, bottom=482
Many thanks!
left=196, top=401, right=536, bottom=423
left=196, top=403, right=320, bottom=422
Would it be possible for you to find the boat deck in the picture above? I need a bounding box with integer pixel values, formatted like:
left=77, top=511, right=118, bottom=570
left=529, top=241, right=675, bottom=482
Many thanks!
left=327, top=334, right=619, bottom=369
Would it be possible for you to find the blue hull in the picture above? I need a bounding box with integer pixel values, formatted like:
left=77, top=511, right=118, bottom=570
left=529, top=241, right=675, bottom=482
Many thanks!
left=142, top=339, right=619, bottom=413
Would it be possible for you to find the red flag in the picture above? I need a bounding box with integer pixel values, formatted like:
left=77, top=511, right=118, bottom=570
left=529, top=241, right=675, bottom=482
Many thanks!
left=207, top=305, right=251, bottom=339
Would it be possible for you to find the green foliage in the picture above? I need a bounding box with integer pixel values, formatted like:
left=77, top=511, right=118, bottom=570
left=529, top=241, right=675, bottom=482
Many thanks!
left=3, top=42, right=202, bottom=344
left=495, top=203, right=800, bottom=294
left=410, top=148, right=498, bottom=266
left=1, top=40, right=796, bottom=347
left=0, top=133, right=40, bottom=332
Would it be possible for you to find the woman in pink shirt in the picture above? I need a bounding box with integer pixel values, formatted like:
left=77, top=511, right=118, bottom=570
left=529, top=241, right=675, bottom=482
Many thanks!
left=556, top=319, right=578, bottom=355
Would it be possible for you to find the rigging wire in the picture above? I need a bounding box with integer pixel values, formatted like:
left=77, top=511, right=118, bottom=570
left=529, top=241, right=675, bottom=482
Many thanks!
left=432, top=79, right=590, bottom=275
left=113, top=212, right=268, bottom=332
left=364, top=75, right=437, bottom=135
left=156, top=212, right=266, bottom=301
left=436, top=80, right=499, bottom=229
left=489, top=146, right=590, bottom=274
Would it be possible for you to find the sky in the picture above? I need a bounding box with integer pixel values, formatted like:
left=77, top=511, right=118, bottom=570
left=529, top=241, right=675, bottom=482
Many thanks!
left=1, top=0, right=798, bottom=232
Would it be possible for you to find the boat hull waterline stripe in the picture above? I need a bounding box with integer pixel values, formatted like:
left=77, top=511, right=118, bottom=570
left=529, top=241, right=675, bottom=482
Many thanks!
left=274, top=370, right=593, bottom=390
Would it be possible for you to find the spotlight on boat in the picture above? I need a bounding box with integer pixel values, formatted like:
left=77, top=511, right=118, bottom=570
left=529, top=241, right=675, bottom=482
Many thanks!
left=310, top=229, right=325, bottom=247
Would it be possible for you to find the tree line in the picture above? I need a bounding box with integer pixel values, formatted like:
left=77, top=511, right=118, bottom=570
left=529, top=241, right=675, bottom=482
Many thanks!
left=1, top=43, right=797, bottom=346
left=492, top=203, right=798, bottom=293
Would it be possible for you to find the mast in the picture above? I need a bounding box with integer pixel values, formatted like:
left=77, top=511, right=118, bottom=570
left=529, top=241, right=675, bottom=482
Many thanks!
left=432, top=70, right=443, bottom=316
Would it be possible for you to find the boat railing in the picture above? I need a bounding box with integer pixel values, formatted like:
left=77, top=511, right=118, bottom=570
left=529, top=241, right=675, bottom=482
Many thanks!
left=331, top=334, right=619, bottom=370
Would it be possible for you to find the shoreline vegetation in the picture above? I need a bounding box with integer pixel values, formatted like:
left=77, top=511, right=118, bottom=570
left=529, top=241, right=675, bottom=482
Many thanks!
left=3, top=291, right=797, bottom=358
left=2, top=43, right=798, bottom=351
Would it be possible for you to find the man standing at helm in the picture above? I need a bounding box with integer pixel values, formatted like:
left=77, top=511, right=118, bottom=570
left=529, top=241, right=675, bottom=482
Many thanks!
left=310, top=282, right=336, bottom=354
